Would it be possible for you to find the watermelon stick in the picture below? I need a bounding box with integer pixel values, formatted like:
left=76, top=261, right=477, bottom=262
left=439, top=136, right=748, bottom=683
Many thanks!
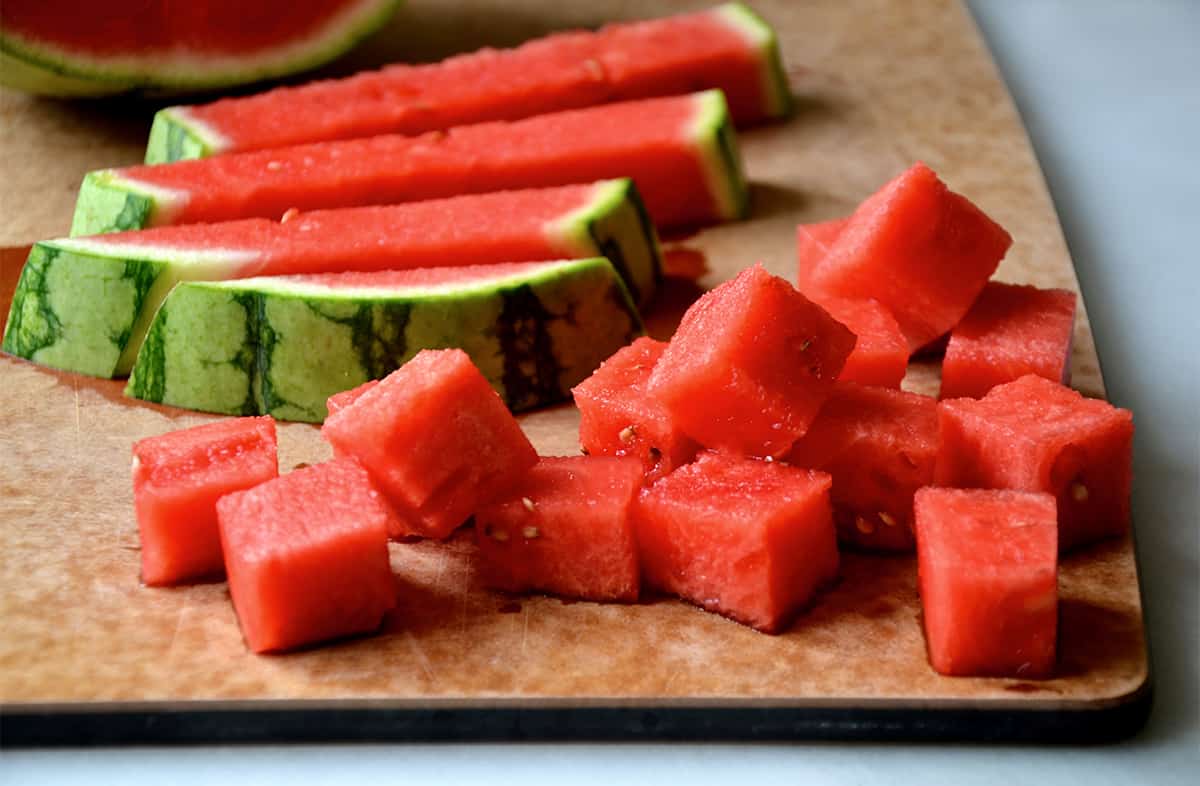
left=145, top=3, right=791, bottom=163
left=4, top=180, right=658, bottom=379
left=70, top=90, right=747, bottom=237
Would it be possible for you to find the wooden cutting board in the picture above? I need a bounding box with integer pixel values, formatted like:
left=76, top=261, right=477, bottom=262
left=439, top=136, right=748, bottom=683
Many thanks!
left=0, top=0, right=1149, bottom=744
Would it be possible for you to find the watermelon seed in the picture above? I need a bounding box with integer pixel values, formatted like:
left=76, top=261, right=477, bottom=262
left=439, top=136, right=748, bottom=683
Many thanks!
left=763, top=455, right=774, bottom=463
left=580, top=446, right=590, bottom=456
left=619, top=426, right=636, bottom=444
left=799, top=339, right=812, bottom=352
left=1071, top=482, right=1089, bottom=502
left=584, top=58, right=604, bottom=80
left=856, top=516, right=875, bottom=534
left=266, top=160, right=282, bottom=171
left=521, top=497, right=537, bottom=512
left=492, top=529, right=510, bottom=543
left=522, top=526, right=541, bottom=540
left=879, top=511, right=897, bottom=527
left=281, top=208, right=300, bottom=223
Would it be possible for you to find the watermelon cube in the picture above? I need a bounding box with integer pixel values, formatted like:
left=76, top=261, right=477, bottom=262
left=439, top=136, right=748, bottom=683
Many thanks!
left=325, top=380, right=378, bottom=418
left=322, top=349, right=538, bottom=540
left=647, top=264, right=855, bottom=457
left=131, top=416, right=277, bottom=586
left=216, top=458, right=397, bottom=653
left=941, top=281, right=1078, bottom=399
left=914, top=487, right=1058, bottom=678
left=634, top=451, right=838, bottom=633
left=572, top=337, right=699, bottom=482
left=787, top=383, right=937, bottom=551
left=818, top=296, right=909, bottom=388
left=936, top=375, right=1134, bottom=552
left=795, top=217, right=848, bottom=280
left=475, top=455, right=644, bottom=602
left=796, top=162, right=1013, bottom=352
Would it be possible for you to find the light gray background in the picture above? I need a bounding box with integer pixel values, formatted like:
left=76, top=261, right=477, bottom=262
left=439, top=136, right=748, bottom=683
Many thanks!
left=3, top=1, right=1197, bottom=782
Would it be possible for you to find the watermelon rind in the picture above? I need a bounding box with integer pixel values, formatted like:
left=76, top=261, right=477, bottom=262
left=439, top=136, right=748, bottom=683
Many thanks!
left=144, top=108, right=229, bottom=165
left=125, top=258, right=645, bottom=421
left=1, top=238, right=251, bottom=378
left=716, top=2, right=794, bottom=120
left=0, top=0, right=402, bottom=98
left=691, top=89, right=750, bottom=221
left=550, top=179, right=662, bottom=308
left=70, top=170, right=187, bottom=237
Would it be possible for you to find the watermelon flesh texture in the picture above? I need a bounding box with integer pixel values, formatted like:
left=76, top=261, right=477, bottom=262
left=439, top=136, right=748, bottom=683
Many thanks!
left=795, top=217, right=847, bottom=279
left=125, top=259, right=643, bottom=422
left=572, top=337, right=700, bottom=483
left=131, top=416, right=277, bottom=586
left=941, top=281, right=1078, bottom=399
left=4, top=179, right=659, bottom=381
left=147, top=2, right=791, bottom=162
left=634, top=451, right=838, bottom=633
left=216, top=457, right=397, bottom=654
left=322, top=349, right=538, bottom=540
left=72, top=90, right=747, bottom=237
left=475, top=456, right=644, bottom=602
left=935, top=374, right=1133, bottom=552
left=818, top=296, right=908, bottom=389
left=0, top=0, right=400, bottom=97
left=914, top=487, right=1058, bottom=678
left=648, top=263, right=855, bottom=458
left=786, top=382, right=937, bottom=552
left=796, top=162, right=1013, bottom=352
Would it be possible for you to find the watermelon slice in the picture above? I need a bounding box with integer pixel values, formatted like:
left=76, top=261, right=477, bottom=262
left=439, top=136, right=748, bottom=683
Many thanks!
left=914, top=487, right=1058, bottom=678
left=147, top=3, right=791, bottom=163
left=71, top=90, right=747, bottom=237
left=0, top=0, right=399, bottom=98
left=474, top=455, right=644, bottom=603
left=940, top=281, right=1078, bottom=399
left=648, top=264, right=855, bottom=458
left=634, top=451, right=838, bottom=633
left=818, top=296, right=908, bottom=388
left=321, top=349, right=538, bottom=540
left=4, top=179, right=659, bottom=379
left=326, top=380, right=377, bottom=419
left=571, top=337, right=699, bottom=483
left=795, top=162, right=1013, bottom=351
left=936, top=375, right=1134, bottom=552
left=125, top=259, right=643, bottom=422
left=216, top=457, right=397, bottom=653
left=786, top=382, right=937, bottom=552
left=131, top=416, right=278, bottom=586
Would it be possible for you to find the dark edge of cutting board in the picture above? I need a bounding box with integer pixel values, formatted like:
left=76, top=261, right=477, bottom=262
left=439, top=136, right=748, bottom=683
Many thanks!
left=0, top=679, right=1151, bottom=746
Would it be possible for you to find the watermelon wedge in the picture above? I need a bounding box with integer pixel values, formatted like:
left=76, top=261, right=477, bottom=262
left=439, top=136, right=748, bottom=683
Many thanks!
left=216, top=457, right=397, bottom=653
left=4, top=179, right=658, bottom=380
left=72, top=90, right=747, bottom=237
left=126, top=259, right=643, bottom=422
left=0, top=1, right=400, bottom=98
left=147, top=2, right=791, bottom=162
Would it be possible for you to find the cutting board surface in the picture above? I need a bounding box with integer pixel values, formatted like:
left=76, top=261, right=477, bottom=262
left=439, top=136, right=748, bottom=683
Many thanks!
left=0, top=0, right=1147, bottom=733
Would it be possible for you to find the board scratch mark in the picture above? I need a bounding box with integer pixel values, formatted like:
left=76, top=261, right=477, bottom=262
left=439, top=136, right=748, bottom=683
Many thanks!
left=520, top=603, right=532, bottom=660
left=164, top=602, right=192, bottom=666
left=72, top=378, right=81, bottom=446
left=404, top=631, right=435, bottom=683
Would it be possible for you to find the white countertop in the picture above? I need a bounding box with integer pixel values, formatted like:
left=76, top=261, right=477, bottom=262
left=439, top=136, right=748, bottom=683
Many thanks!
left=3, top=1, right=1197, bottom=782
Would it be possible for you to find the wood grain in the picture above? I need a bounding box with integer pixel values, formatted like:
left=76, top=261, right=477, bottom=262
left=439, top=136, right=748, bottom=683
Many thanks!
left=0, top=0, right=1145, bottom=719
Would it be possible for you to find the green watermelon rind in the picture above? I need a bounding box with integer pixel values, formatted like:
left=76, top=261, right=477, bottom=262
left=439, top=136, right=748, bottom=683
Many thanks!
left=70, top=170, right=188, bottom=237
left=549, top=178, right=663, bottom=309
left=144, top=108, right=228, bottom=165
left=1, top=238, right=252, bottom=378
left=716, top=2, right=794, bottom=120
left=125, top=258, right=645, bottom=422
left=691, top=89, right=751, bottom=221
left=0, top=0, right=402, bottom=98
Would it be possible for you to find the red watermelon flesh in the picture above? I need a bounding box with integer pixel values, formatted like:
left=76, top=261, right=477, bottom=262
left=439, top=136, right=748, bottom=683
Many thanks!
left=131, top=416, right=277, bottom=586
left=162, top=3, right=789, bottom=159
left=936, top=375, right=1133, bottom=552
left=322, top=349, right=538, bottom=540
left=648, top=264, right=855, bottom=458
left=795, top=217, right=847, bottom=280
left=216, top=457, right=396, bottom=654
left=941, top=281, right=1077, bottom=399
left=796, top=162, right=1013, bottom=352
left=634, top=451, right=838, bottom=633
left=572, top=337, right=699, bottom=483
left=475, top=455, right=644, bottom=602
left=326, top=379, right=378, bottom=418
left=914, top=487, right=1058, bottom=678
left=786, top=382, right=937, bottom=552
left=89, top=91, right=743, bottom=232
left=818, top=296, right=908, bottom=388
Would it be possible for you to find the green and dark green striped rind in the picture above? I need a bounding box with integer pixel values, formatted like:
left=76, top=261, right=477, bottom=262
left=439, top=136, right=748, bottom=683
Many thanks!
left=125, top=258, right=644, bottom=422
left=2, top=241, right=169, bottom=378
left=691, top=90, right=751, bottom=222
left=70, top=170, right=177, bottom=236
left=718, top=2, right=793, bottom=119
left=145, top=109, right=224, bottom=164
